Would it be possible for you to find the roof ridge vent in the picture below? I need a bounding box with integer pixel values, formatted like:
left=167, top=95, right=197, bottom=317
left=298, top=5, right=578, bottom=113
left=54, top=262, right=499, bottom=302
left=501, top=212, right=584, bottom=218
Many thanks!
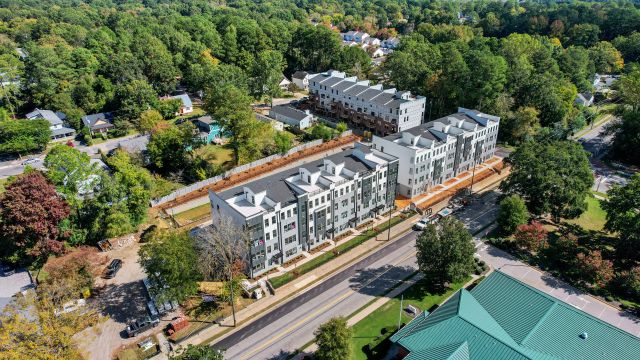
left=579, top=332, right=588, bottom=340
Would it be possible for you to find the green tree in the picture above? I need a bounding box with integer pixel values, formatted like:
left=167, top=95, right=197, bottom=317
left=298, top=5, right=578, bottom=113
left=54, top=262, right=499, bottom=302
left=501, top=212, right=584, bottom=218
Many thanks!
left=416, top=216, right=475, bottom=290
left=602, top=174, right=640, bottom=264
left=497, top=195, right=530, bottom=235
left=567, top=24, right=601, bottom=48
left=287, top=25, right=342, bottom=72
left=251, top=50, right=285, bottom=104
left=617, top=68, right=640, bottom=111
left=500, top=140, right=593, bottom=221
left=314, top=317, right=352, bottom=360
left=138, top=230, right=201, bottom=302
left=44, top=144, right=98, bottom=195
left=138, top=109, right=164, bottom=134
left=157, top=98, right=182, bottom=120
left=273, top=131, right=294, bottom=154
left=147, top=122, right=199, bottom=176
left=113, top=79, right=159, bottom=125
left=604, top=110, right=640, bottom=166
left=334, top=46, right=371, bottom=79
left=0, top=119, right=51, bottom=155
left=203, top=84, right=260, bottom=164
left=589, top=41, right=624, bottom=74
left=311, top=124, right=334, bottom=141
left=170, top=344, right=223, bottom=360
left=336, top=122, right=348, bottom=133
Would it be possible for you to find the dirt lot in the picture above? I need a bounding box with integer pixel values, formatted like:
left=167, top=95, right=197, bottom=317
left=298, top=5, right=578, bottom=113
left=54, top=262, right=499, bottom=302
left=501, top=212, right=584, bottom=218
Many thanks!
left=74, top=239, right=179, bottom=360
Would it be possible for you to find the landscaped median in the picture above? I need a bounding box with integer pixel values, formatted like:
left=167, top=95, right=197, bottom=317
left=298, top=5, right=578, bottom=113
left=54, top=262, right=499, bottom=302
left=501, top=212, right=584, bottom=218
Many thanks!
left=269, top=215, right=407, bottom=289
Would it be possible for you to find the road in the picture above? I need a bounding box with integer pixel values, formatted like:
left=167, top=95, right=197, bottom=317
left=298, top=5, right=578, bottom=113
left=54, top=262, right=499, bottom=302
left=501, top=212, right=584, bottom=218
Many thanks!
left=0, top=134, right=148, bottom=178
left=577, top=116, right=629, bottom=193
left=212, top=192, right=501, bottom=359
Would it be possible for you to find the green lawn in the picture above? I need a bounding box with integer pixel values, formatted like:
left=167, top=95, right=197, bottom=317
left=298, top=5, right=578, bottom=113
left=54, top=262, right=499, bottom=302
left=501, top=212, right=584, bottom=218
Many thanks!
left=173, top=203, right=211, bottom=225
left=270, top=216, right=405, bottom=288
left=350, top=278, right=468, bottom=360
left=195, top=144, right=234, bottom=169
left=0, top=177, right=8, bottom=193
left=566, top=196, right=607, bottom=231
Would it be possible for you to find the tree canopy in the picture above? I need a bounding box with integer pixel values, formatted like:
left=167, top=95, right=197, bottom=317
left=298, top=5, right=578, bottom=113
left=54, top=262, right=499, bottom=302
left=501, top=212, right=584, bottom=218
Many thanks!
left=314, top=317, right=352, bottom=360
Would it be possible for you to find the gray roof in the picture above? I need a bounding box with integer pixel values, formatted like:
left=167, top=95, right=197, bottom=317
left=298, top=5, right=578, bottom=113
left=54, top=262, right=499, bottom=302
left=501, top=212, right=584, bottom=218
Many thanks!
left=358, top=88, right=383, bottom=101
left=270, top=105, right=311, bottom=122
left=343, top=85, right=370, bottom=96
left=218, top=149, right=374, bottom=204
left=196, top=115, right=214, bottom=124
left=292, top=71, right=309, bottom=80
left=82, top=112, right=114, bottom=129
left=320, top=76, right=345, bottom=87
left=332, top=80, right=358, bottom=92
left=170, top=93, right=192, bottom=108
left=371, top=92, right=395, bottom=106
left=51, top=126, right=76, bottom=137
left=26, top=109, right=63, bottom=126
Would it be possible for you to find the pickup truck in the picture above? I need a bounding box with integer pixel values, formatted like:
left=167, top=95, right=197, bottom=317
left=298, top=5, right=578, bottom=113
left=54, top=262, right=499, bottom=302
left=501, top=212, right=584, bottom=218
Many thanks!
left=126, top=316, right=160, bottom=338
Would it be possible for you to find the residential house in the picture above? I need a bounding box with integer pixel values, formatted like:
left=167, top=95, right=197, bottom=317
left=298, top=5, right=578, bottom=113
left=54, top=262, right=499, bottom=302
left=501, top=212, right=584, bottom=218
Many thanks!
left=255, top=113, right=285, bottom=131
left=389, top=271, right=640, bottom=360
left=169, top=94, right=193, bottom=115
left=292, top=71, right=312, bottom=90
left=308, top=70, right=427, bottom=136
left=208, top=144, right=398, bottom=277
left=593, top=73, right=620, bottom=95
left=381, top=37, right=400, bottom=49
left=82, top=112, right=115, bottom=135
left=26, top=108, right=76, bottom=141
left=342, top=31, right=370, bottom=44
left=279, top=76, right=292, bottom=91
left=269, top=105, right=314, bottom=130
left=364, top=37, right=381, bottom=47
left=371, top=107, right=499, bottom=199
left=370, top=48, right=385, bottom=58
left=193, top=115, right=224, bottom=144
left=575, top=92, right=595, bottom=107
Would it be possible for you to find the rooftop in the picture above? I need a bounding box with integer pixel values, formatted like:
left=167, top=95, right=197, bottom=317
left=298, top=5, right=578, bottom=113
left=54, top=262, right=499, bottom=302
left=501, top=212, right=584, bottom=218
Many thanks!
left=391, top=271, right=640, bottom=360
left=170, top=93, right=192, bottom=108
left=82, top=112, right=114, bottom=129
left=270, top=105, right=311, bottom=122
left=26, top=109, right=63, bottom=126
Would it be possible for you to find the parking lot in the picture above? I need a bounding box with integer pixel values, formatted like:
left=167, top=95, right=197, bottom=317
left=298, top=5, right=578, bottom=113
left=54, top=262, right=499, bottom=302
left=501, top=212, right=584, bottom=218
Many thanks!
left=74, top=240, right=178, bottom=360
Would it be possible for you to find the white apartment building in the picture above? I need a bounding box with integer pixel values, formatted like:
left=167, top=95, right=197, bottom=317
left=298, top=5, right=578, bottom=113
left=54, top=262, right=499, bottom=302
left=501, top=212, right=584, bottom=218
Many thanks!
left=209, top=145, right=399, bottom=277
left=371, top=108, right=500, bottom=199
left=308, top=70, right=427, bottom=136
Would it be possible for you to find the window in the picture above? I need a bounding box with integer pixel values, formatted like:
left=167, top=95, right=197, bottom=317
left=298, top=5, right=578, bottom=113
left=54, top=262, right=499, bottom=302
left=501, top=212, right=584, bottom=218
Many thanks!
left=340, top=188, right=344, bottom=196
left=272, top=230, right=277, bottom=238
left=285, top=235, right=297, bottom=245
left=341, top=211, right=348, bottom=219
left=266, top=233, right=270, bottom=240
left=264, top=219, right=269, bottom=227
left=272, top=216, right=276, bottom=223
left=315, top=199, right=319, bottom=206
left=267, top=246, right=271, bottom=253
left=285, top=248, right=297, bottom=257
left=281, top=213, right=285, bottom=220
left=287, top=209, right=291, bottom=218
left=284, top=223, right=296, bottom=232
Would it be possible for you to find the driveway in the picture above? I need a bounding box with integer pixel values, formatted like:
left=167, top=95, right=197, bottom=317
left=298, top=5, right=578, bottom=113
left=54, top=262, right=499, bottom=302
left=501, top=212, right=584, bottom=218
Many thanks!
left=74, top=240, right=176, bottom=360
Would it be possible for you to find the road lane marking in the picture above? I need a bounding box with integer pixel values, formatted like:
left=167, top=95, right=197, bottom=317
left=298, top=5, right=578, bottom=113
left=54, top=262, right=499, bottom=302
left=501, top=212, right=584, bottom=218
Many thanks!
left=237, top=251, right=417, bottom=360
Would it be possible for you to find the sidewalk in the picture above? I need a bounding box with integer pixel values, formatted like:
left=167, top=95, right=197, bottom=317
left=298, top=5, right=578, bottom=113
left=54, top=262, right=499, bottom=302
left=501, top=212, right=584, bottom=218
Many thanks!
left=178, top=164, right=510, bottom=347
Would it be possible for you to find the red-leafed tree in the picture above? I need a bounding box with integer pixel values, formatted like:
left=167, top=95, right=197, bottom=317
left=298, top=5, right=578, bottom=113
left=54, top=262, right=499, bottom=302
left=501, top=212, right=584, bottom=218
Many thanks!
left=575, top=250, right=614, bottom=289
left=513, top=220, right=548, bottom=252
left=0, top=172, right=70, bottom=265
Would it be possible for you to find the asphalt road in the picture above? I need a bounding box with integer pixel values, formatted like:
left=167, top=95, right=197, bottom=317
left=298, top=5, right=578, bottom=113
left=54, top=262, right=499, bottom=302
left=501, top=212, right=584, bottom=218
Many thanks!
left=212, top=191, right=502, bottom=359
left=577, top=116, right=629, bottom=193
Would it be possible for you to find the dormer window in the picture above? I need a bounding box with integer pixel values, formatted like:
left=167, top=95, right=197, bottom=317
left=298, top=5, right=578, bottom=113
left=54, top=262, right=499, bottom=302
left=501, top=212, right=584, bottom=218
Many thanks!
left=307, top=175, right=311, bottom=183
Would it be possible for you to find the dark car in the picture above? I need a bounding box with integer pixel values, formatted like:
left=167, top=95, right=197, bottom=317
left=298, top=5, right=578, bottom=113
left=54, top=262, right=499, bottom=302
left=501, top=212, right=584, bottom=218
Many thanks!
left=104, top=259, right=122, bottom=279
left=125, top=316, right=160, bottom=338
left=1, top=263, right=16, bottom=276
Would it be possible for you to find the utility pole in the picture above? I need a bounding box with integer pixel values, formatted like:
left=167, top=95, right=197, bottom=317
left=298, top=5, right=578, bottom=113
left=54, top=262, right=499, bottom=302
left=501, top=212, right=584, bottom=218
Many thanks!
left=398, top=294, right=404, bottom=330
left=229, top=267, right=237, bottom=327
left=386, top=204, right=394, bottom=241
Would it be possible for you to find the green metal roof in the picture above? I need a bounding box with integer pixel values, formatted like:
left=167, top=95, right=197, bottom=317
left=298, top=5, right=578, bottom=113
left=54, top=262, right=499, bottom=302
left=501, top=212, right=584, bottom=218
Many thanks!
left=391, top=271, right=640, bottom=360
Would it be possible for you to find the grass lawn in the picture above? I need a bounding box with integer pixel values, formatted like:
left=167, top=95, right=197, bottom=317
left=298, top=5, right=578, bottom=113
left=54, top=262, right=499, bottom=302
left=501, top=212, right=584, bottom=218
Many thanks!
left=0, top=177, right=8, bottom=193
left=173, top=203, right=211, bottom=225
left=350, top=278, right=468, bottom=360
left=195, top=144, right=234, bottom=169
left=269, top=216, right=404, bottom=288
left=566, top=196, right=607, bottom=231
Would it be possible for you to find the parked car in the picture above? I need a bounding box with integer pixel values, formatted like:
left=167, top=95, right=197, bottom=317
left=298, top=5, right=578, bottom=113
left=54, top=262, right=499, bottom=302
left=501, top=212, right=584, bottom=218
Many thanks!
left=104, top=259, right=122, bottom=279
left=413, top=218, right=430, bottom=231
left=1, top=263, right=16, bottom=276
left=126, top=316, right=160, bottom=338
left=22, top=158, right=40, bottom=165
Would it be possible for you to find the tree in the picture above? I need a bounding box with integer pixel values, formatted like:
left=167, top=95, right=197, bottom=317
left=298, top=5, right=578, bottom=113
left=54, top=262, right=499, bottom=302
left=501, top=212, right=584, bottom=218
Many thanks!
left=138, top=229, right=201, bottom=303
left=336, top=122, right=348, bottom=133
left=567, top=24, right=600, bottom=48
left=287, top=25, right=342, bottom=72
left=616, top=267, right=640, bottom=301
left=513, top=221, right=548, bottom=252
left=157, top=98, right=182, bottom=120
left=575, top=250, right=614, bottom=289
left=113, top=79, right=159, bottom=124
left=0, top=118, right=51, bottom=155
left=0, top=172, right=70, bottom=265
left=500, top=141, right=593, bottom=221
left=193, top=216, right=249, bottom=326
left=617, top=68, right=640, bottom=111
left=314, top=317, right=352, bottom=360
left=416, top=217, right=475, bottom=289
left=147, top=122, right=199, bottom=176
left=251, top=50, right=285, bottom=104
left=589, top=42, right=624, bottom=74
left=44, top=144, right=99, bottom=197
left=273, top=131, right=294, bottom=154
left=604, top=111, right=640, bottom=165
left=203, top=84, right=260, bottom=165
left=311, top=124, right=334, bottom=141
left=334, top=46, right=372, bottom=78
left=497, top=195, right=529, bottom=235
left=602, top=174, right=640, bottom=263
left=138, top=109, right=164, bottom=133
left=170, top=344, right=224, bottom=360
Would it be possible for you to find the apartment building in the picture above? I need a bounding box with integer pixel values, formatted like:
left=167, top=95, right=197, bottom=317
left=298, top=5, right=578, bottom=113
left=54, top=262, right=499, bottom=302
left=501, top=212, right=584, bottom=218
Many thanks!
left=208, top=145, right=399, bottom=277
left=371, top=107, right=499, bottom=199
left=308, top=70, right=427, bottom=136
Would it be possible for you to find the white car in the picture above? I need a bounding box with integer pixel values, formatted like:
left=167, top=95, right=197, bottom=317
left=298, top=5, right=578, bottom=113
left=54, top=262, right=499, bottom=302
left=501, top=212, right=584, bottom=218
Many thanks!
left=413, top=218, right=430, bottom=231
left=21, top=158, right=40, bottom=166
